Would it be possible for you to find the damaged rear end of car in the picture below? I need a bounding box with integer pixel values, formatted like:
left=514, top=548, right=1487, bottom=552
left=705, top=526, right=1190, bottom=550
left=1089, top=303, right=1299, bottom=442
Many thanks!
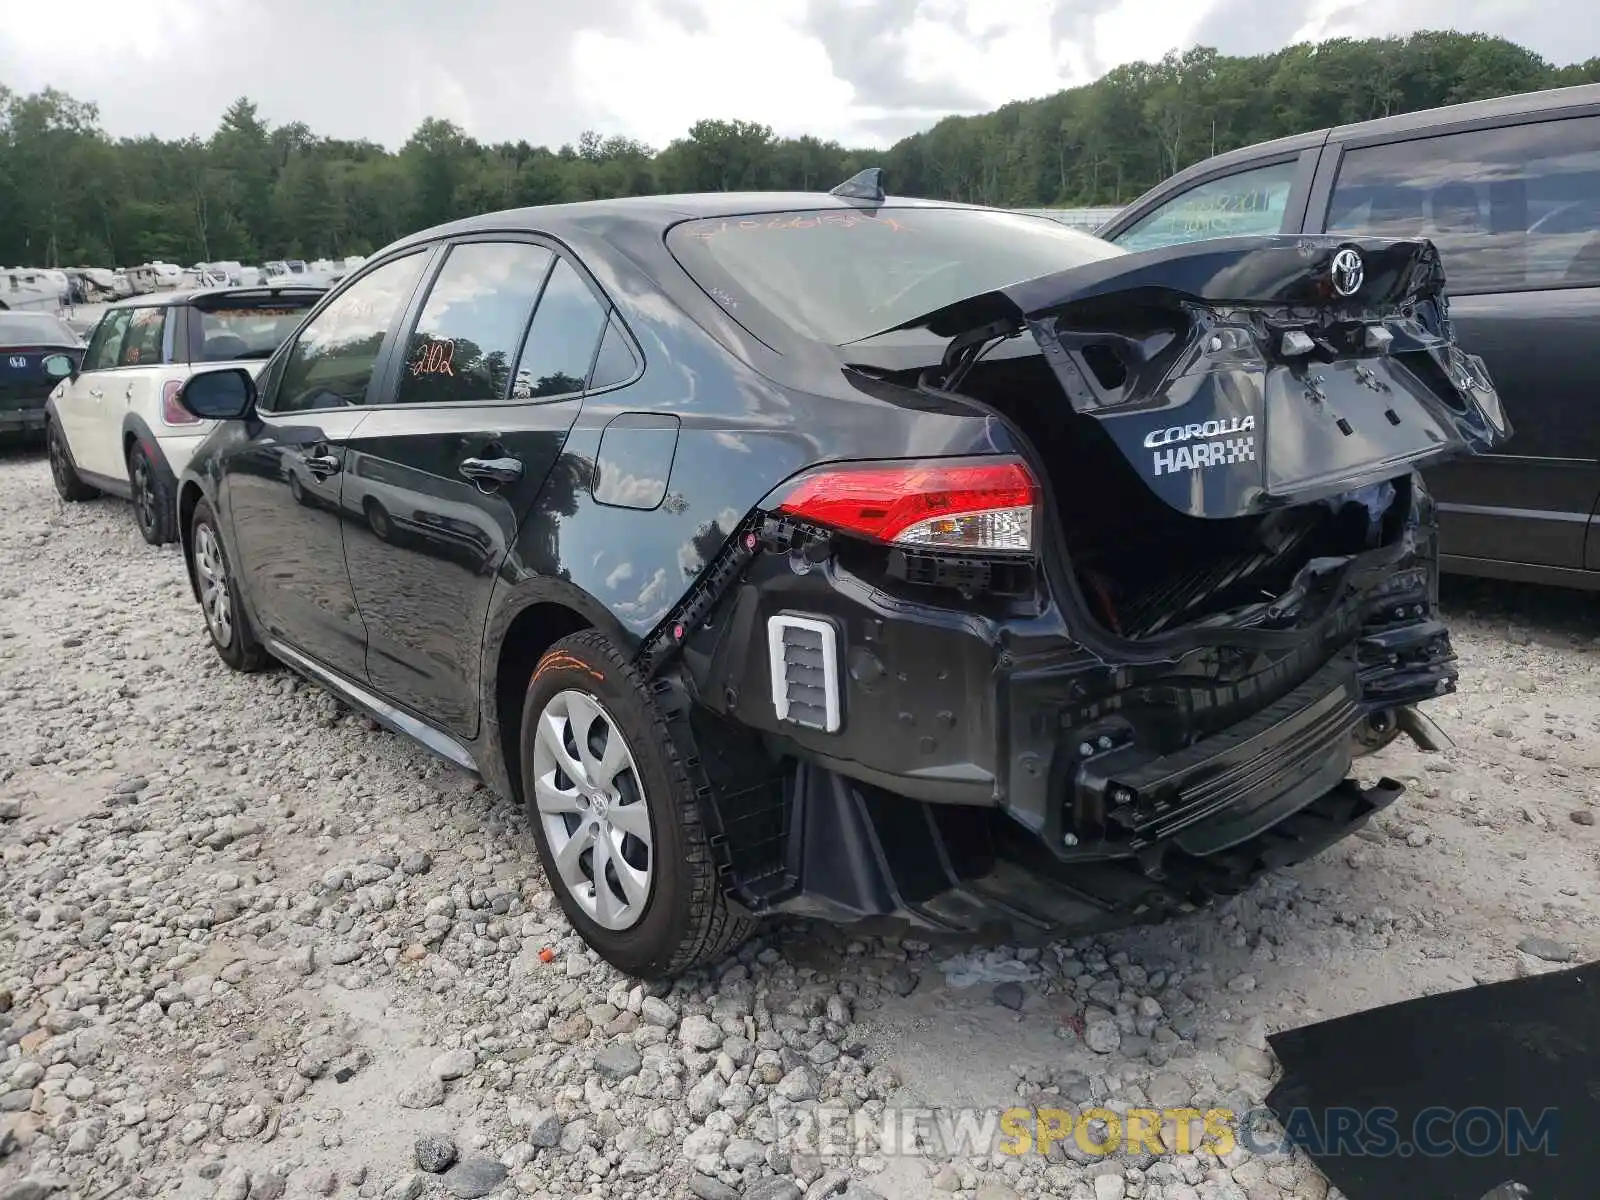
left=657, top=231, right=1508, bottom=939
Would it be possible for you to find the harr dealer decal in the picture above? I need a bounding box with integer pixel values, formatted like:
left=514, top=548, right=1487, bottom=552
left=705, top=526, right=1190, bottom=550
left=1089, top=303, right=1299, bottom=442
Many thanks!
left=1144, top=416, right=1257, bottom=477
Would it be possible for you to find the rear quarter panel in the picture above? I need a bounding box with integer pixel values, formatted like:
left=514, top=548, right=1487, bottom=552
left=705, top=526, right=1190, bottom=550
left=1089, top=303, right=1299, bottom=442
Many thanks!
left=483, top=227, right=1010, bottom=649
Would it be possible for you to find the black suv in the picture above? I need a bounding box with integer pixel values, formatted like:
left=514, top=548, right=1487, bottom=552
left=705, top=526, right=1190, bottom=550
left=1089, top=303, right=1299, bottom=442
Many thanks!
left=1100, top=81, right=1600, bottom=591
left=172, top=180, right=1505, bottom=977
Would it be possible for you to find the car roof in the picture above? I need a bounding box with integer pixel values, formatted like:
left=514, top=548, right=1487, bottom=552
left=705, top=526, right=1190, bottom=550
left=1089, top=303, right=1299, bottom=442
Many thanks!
left=100, top=284, right=329, bottom=310
left=1326, top=80, right=1600, bottom=142
left=388, top=189, right=983, bottom=250
left=1114, top=81, right=1600, bottom=220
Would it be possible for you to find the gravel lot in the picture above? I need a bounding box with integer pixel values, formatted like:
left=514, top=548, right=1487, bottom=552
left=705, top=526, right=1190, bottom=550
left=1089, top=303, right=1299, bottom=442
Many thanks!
left=1, top=443, right=1595, bottom=1200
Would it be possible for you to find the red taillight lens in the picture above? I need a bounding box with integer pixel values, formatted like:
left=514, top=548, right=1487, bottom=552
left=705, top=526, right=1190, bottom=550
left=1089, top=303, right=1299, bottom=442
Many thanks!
left=161, top=379, right=199, bottom=425
left=776, top=458, right=1039, bottom=553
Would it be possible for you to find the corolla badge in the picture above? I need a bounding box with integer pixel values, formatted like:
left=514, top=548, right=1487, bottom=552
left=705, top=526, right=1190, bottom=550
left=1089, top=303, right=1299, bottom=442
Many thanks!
left=1143, top=415, right=1256, bottom=449
left=1331, top=248, right=1365, bottom=297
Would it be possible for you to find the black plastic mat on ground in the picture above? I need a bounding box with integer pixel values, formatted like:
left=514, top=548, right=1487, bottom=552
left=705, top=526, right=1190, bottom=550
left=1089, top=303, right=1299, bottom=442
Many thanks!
left=1264, top=963, right=1596, bottom=1200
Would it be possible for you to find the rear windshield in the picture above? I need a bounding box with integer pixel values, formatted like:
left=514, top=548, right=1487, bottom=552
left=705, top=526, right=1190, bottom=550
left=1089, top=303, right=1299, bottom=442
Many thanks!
left=191, top=300, right=317, bottom=362
left=667, top=206, right=1125, bottom=345
left=0, top=312, right=78, bottom=348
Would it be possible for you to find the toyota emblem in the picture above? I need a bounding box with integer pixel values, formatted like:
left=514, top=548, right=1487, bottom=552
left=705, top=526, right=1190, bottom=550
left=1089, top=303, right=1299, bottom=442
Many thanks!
left=1331, top=248, right=1365, bottom=297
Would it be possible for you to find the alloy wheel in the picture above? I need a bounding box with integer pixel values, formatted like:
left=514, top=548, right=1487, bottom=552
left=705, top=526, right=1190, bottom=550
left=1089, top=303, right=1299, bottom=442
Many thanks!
left=530, top=689, right=654, bottom=931
left=193, top=523, right=234, bottom=648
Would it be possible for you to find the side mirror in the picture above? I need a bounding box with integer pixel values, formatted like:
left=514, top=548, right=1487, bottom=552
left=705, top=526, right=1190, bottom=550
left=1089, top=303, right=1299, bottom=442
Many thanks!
left=179, top=367, right=257, bottom=421
left=41, top=354, right=76, bottom=380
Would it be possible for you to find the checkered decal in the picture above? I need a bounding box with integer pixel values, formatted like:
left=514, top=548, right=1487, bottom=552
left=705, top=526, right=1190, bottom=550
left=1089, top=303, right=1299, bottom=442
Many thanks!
left=1222, top=436, right=1256, bottom=463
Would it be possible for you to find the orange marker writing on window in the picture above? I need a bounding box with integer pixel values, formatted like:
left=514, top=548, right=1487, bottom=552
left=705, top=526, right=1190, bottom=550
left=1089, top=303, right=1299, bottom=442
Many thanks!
left=410, top=338, right=456, bottom=377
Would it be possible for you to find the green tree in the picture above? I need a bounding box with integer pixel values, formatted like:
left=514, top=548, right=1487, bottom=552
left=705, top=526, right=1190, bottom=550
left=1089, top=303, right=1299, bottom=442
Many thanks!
left=0, top=29, right=1585, bottom=266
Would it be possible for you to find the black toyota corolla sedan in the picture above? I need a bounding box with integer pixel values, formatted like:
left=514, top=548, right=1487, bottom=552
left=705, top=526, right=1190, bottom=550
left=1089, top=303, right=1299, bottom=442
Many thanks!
left=171, top=172, right=1507, bottom=978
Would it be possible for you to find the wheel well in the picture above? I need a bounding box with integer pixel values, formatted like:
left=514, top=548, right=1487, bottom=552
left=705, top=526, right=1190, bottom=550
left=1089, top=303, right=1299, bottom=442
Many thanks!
left=176, top=482, right=205, bottom=600
left=494, top=603, right=592, bottom=803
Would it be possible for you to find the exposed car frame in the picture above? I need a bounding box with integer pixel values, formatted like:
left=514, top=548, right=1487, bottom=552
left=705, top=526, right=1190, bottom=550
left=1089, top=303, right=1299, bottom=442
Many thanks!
left=1096, top=81, right=1600, bottom=591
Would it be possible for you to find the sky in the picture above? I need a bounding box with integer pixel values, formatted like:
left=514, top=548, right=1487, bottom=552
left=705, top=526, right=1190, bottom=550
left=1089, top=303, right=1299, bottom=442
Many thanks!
left=2, top=0, right=1598, bottom=152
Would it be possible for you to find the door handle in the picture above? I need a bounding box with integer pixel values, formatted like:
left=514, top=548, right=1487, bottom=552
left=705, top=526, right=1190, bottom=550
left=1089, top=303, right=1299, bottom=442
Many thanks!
left=89, top=387, right=103, bottom=398
left=459, top=456, right=524, bottom=486
left=302, top=453, right=341, bottom=478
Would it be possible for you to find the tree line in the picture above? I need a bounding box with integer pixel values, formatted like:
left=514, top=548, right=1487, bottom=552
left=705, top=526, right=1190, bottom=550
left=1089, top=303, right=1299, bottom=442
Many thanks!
left=2, top=30, right=1594, bottom=268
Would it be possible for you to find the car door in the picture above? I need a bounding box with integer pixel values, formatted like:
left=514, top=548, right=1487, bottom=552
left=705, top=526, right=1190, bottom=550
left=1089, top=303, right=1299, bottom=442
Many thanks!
left=97, top=305, right=172, bottom=476
left=221, top=250, right=433, bottom=682
left=341, top=239, right=618, bottom=740
left=56, top=309, right=130, bottom=471
left=1313, top=113, right=1600, bottom=578
left=1101, top=150, right=1320, bottom=252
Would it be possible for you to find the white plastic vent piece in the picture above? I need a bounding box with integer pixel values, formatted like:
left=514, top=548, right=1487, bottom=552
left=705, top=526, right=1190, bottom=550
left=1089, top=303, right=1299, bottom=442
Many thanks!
left=767, top=614, right=841, bottom=733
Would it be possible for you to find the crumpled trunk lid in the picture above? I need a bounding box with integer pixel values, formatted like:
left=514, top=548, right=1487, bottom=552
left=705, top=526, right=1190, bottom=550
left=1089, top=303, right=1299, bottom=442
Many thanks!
left=910, top=235, right=1510, bottom=520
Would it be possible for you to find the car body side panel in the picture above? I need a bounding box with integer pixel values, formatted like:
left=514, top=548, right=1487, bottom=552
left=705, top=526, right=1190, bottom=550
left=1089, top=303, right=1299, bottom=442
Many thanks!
left=1298, top=120, right=1600, bottom=583
left=475, top=244, right=1015, bottom=797
left=495, top=337, right=1013, bottom=640
left=224, top=409, right=373, bottom=682
left=340, top=398, right=584, bottom=741
left=1412, top=289, right=1600, bottom=573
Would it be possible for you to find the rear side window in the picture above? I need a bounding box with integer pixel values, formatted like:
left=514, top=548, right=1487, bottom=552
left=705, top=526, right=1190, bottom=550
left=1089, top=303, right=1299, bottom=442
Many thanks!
left=117, top=308, right=166, bottom=366
left=588, top=316, right=640, bottom=391
left=83, top=311, right=131, bottom=371
left=1112, top=160, right=1299, bottom=252
left=272, top=252, right=428, bottom=413
left=1325, top=116, right=1600, bottom=293
left=394, top=241, right=555, bottom=405
left=510, top=258, right=608, bottom=400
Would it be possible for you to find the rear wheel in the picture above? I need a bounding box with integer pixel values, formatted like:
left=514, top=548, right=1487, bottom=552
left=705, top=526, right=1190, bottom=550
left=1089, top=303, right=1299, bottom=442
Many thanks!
left=47, top=419, right=98, bottom=502
left=128, top=442, right=175, bottom=544
left=189, top=499, right=267, bottom=672
left=520, top=631, right=754, bottom=978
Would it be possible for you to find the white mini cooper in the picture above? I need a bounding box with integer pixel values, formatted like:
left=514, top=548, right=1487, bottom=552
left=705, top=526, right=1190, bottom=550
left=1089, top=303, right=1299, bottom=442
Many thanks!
left=44, top=285, right=324, bottom=543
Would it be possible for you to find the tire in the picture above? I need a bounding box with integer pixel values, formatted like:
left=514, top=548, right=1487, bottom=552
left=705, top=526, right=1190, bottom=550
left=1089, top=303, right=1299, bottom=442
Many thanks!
left=46, top=418, right=98, bottom=502
left=364, top=497, right=393, bottom=541
left=188, top=498, right=268, bottom=672
left=128, top=441, right=175, bottom=545
left=520, top=630, right=754, bottom=978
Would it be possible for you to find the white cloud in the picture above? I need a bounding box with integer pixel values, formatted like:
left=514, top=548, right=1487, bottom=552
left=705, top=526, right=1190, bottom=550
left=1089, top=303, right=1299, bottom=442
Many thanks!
left=569, top=0, right=859, bottom=146
left=1, top=0, right=1596, bottom=152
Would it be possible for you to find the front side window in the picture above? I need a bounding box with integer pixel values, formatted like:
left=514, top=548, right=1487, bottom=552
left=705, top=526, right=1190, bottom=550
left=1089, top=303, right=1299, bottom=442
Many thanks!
left=117, top=308, right=166, bottom=367
left=510, top=258, right=609, bottom=400
left=271, top=252, right=428, bottom=413
left=394, top=241, right=554, bottom=406
left=1112, top=160, right=1299, bottom=253
left=1325, top=116, right=1600, bottom=293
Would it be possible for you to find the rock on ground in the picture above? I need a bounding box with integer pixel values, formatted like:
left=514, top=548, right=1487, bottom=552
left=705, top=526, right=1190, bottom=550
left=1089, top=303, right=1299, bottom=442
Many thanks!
left=0, top=452, right=1595, bottom=1200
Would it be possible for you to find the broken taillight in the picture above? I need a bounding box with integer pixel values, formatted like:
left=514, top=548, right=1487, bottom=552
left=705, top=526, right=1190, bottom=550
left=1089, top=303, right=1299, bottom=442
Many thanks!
left=775, top=457, right=1039, bottom=553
